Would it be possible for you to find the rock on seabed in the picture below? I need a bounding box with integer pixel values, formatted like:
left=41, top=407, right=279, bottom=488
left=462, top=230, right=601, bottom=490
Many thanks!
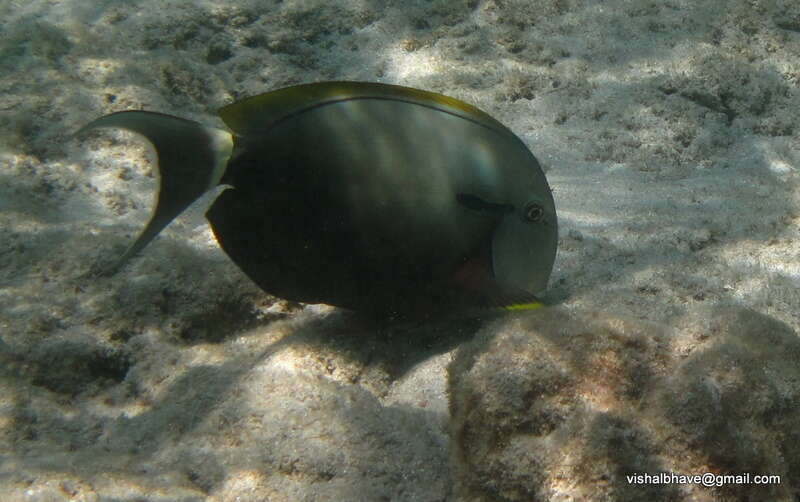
left=448, top=306, right=800, bottom=502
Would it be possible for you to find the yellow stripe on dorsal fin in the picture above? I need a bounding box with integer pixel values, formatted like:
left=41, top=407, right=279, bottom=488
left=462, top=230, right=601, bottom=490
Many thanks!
left=217, top=81, right=512, bottom=137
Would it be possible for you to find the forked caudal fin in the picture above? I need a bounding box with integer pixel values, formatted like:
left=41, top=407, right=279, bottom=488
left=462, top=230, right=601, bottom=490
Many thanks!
left=78, top=111, right=233, bottom=273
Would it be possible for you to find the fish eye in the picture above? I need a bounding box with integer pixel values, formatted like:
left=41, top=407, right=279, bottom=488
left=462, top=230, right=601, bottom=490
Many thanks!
left=524, top=202, right=544, bottom=222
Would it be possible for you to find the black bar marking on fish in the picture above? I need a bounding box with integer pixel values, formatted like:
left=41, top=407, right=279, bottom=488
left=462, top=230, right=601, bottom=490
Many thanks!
left=456, top=193, right=514, bottom=215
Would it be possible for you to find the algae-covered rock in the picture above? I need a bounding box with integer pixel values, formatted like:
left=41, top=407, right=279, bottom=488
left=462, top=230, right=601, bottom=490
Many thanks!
left=448, top=306, right=800, bottom=502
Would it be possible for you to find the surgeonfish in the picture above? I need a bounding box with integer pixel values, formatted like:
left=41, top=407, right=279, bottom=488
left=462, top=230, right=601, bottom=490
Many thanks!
left=79, top=81, right=558, bottom=316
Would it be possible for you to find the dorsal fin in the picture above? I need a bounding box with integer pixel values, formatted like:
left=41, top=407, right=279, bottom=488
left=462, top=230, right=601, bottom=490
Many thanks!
left=218, top=81, right=513, bottom=137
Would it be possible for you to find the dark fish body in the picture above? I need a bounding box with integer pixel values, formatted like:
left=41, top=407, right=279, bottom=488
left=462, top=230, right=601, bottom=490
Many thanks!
left=80, top=82, right=558, bottom=315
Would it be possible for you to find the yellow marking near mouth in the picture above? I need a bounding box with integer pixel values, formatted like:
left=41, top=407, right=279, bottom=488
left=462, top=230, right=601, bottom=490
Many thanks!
left=502, top=301, right=544, bottom=311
